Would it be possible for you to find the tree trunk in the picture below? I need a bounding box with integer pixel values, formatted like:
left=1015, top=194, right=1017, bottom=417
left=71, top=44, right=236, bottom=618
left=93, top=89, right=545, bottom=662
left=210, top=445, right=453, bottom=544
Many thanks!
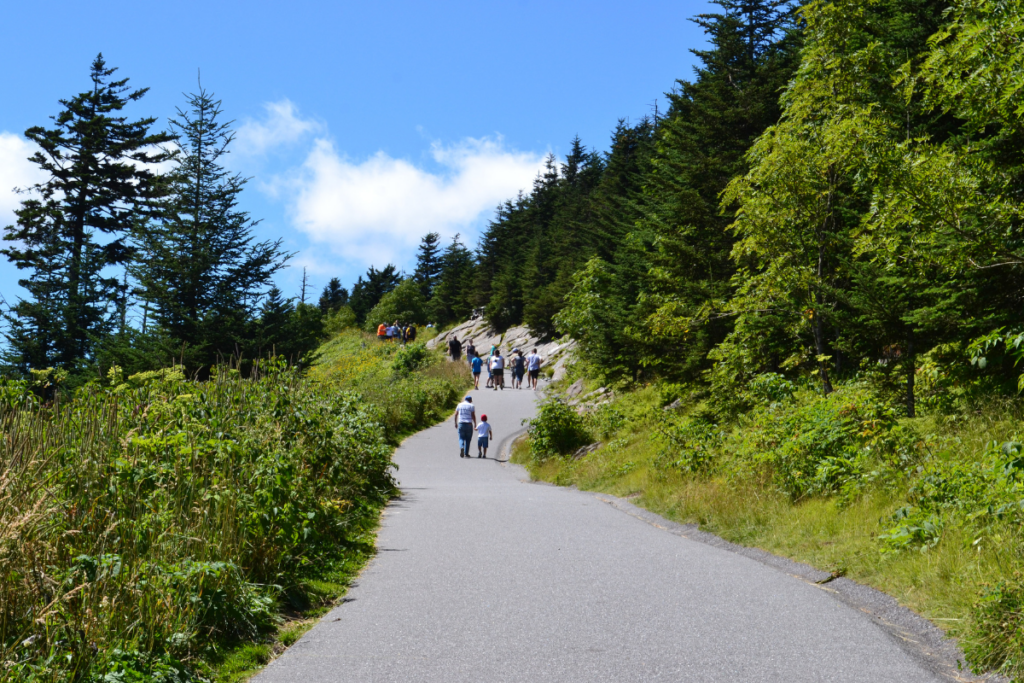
left=906, top=336, right=916, bottom=418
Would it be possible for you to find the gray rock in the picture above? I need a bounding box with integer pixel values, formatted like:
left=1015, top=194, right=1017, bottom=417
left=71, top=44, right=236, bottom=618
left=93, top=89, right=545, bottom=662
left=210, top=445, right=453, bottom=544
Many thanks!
left=566, top=379, right=585, bottom=399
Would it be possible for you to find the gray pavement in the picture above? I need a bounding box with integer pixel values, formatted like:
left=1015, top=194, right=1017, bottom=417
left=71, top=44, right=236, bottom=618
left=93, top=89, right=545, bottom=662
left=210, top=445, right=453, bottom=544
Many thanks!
left=256, top=384, right=949, bottom=682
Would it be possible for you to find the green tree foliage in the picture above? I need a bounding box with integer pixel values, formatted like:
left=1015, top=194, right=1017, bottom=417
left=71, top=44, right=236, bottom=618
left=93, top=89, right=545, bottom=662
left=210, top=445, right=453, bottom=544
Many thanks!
left=364, top=278, right=427, bottom=331
left=430, top=234, right=475, bottom=325
left=413, top=232, right=443, bottom=299
left=349, top=264, right=401, bottom=324
left=131, top=86, right=289, bottom=372
left=640, top=0, right=800, bottom=381
left=2, top=55, right=173, bottom=372
left=319, top=277, right=349, bottom=313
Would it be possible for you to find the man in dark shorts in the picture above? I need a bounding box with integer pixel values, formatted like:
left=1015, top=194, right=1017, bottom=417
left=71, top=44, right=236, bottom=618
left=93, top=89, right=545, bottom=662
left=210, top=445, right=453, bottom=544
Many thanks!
left=526, top=348, right=542, bottom=389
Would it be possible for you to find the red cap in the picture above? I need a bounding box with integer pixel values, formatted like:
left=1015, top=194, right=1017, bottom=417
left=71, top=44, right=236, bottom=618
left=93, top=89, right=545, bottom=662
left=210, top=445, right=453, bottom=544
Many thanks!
left=481, top=414, right=488, bottom=420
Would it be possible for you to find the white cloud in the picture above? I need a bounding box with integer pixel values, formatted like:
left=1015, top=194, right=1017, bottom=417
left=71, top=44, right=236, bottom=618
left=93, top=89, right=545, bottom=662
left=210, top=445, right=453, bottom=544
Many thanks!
left=235, top=100, right=322, bottom=156
left=0, top=132, right=47, bottom=227
left=276, top=136, right=545, bottom=268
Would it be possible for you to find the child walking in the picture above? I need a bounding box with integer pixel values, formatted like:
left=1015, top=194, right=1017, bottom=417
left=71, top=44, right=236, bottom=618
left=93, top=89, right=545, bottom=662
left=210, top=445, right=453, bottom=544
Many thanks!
left=477, top=414, right=493, bottom=458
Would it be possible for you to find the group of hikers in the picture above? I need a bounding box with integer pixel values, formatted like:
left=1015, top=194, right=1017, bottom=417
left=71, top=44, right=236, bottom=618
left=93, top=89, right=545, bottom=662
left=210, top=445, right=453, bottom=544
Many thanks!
left=376, top=321, right=417, bottom=343
left=448, top=335, right=544, bottom=459
left=446, top=335, right=543, bottom=391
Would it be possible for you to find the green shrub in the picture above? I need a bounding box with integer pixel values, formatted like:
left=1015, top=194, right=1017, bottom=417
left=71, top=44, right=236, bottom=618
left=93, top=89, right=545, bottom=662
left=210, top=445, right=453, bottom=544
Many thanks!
left=964, top=573, right=1024, bottom=680
left=657, top=417, right=723, bottom=475
left=392, top=342, right=431, bottom=375
left=527, top=399, right=592, bottom=459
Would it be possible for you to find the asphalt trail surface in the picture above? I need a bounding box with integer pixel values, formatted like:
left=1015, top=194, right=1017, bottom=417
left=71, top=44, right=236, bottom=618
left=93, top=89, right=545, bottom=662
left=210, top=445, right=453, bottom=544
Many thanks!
left=257, top=384, right=946, bottom=682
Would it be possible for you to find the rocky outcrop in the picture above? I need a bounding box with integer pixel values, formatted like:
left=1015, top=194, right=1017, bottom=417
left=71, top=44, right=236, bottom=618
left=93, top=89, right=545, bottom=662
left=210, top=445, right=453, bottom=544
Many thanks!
left=427, top=315, right=577, bottom=380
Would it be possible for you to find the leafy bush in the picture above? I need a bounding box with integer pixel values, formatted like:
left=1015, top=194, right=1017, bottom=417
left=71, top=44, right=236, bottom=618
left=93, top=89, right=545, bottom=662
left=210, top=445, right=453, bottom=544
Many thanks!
left=964, top=574, right=1024, bottom=680
left=527, top=399, right=592, bottom=459
left=657, top=417, right=723, bottom=475
left=0, top=333, right=469, bottom=683
left=747, top=372, right=796, bottom=405
left=733, top=386, right=913, bottom=500
left=392, top=342, right=431, bottom=375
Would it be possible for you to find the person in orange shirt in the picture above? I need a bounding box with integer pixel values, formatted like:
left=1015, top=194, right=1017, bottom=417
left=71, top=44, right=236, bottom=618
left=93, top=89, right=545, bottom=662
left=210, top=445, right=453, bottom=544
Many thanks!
left=377, top=323, right=387, bottom=341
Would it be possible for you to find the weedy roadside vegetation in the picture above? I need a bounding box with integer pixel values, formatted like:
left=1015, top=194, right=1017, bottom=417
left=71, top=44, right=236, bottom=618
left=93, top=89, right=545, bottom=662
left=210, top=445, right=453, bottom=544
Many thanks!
left=519, top=371, right=1024, bottom=680
left=0, top=329, right=467, bottom=683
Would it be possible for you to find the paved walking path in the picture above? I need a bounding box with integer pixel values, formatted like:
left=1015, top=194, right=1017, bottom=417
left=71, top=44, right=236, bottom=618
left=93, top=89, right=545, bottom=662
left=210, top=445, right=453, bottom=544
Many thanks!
left=256, top=386, right=951, bottom=682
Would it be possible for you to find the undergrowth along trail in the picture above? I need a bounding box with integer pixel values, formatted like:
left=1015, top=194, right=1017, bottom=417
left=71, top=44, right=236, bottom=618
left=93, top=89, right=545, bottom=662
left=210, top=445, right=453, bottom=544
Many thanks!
left=0, top=330, right=468, bottom=683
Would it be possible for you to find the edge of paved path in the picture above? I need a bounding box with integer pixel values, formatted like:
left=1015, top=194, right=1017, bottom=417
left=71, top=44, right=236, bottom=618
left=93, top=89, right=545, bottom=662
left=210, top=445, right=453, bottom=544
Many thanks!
left=496, top=455, right=1007, bottom=683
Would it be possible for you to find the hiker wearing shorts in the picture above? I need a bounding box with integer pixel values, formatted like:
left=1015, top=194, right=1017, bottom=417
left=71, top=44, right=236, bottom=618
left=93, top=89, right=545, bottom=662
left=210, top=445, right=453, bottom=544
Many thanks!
left=470, top=354, right=483, bottom=389
left=477, top=414, right=493, bottom=458
left=526, top=348, right=542, bottom=389
left=490, top=350, right=506, bottom=391
left=453, top=395, right=476, bottom=458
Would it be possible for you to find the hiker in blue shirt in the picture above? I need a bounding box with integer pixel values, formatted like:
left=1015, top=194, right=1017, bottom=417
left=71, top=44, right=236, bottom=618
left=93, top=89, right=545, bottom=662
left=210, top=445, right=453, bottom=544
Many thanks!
left=470, top=354, right=483, bottom=389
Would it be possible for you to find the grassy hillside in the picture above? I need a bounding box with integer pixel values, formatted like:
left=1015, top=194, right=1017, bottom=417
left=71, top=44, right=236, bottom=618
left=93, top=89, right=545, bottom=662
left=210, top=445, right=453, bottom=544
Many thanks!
left=0, top=331, right=468, bottom=683
left=517, top=376, right=1024, bottom=680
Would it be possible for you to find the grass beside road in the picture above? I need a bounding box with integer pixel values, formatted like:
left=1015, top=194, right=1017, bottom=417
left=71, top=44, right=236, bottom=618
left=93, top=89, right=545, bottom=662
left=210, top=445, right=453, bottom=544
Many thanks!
left=0, top=330, right=469, bottom=683
left=515, top=380, right=1024, bottom=680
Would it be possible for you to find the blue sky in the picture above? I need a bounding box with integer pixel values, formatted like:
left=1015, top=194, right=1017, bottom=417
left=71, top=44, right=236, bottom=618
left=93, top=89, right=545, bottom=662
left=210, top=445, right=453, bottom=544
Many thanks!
left=0, top=0, right=713, bottom=312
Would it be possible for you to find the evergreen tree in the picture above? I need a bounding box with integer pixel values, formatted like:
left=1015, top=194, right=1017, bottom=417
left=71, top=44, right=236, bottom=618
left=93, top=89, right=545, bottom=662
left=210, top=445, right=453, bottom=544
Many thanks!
left=639, top=0, right=800, bottom=381
left=2, top=54, right=173, bottom=371
left=413, top=232, right=443, bottom=299
left=318, top=277, right=349, bottom=313
left=132, top=86, right=289, bottom=371
left=256, top=287, right=294, bottom=357
left=348, top=264, right=401, bottom=323
left=430, top=234, right=475, bottom=325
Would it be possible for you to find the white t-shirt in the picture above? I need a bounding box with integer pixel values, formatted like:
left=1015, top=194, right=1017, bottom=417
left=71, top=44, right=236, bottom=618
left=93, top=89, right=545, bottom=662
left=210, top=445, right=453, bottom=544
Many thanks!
left=455, top=401, right=475, bottom=423
left=477, top=422, right=492, bottom=438
left=526, top=353, right=541, bottom=370
left=490, top=355, right=505, bottom=370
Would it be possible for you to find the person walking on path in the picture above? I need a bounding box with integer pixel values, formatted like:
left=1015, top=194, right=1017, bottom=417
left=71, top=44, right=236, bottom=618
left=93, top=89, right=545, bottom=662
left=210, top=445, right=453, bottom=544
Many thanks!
left=465, top=341, right=476, bottom=363
left=490, top=350, right=506, bottom=391
left=510, top=349, right=525, bottom=389
left=404, top=323, right=416, bottom=343
left=485, top=349, right=494, bottom=388
left=447, top=335, right=462, bottom=362
left=476, top=414, right=493, bottom=458
left=470, top=353, right=483, bottom=389
left=377, top=323, right=387, bottom=342
left=526, top=348, right=543, bottom=389
left=453, top=395, right=476, bottom=458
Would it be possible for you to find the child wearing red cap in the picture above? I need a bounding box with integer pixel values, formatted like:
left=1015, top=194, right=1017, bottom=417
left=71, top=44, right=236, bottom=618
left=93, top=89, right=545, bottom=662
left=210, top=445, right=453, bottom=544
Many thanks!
left=476, top=414, right=493, bottom=458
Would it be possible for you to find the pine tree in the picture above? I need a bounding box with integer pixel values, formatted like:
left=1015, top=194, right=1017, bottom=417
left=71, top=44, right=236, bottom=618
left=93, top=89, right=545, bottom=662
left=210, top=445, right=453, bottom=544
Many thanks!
left=318, top=277, right=349, bottom=313
left=131, top=86, right=289, bottom=370
left=257, top=287, right=294, bottom=357
left=348, top=264, right=401, bottom=323
left=2, top=54, right=173, bottom=371
left=639, top=0, right=800, bottom=381
left=413, top=232, right=443, bottom=299
left=431, top=234, right=475, bottom=325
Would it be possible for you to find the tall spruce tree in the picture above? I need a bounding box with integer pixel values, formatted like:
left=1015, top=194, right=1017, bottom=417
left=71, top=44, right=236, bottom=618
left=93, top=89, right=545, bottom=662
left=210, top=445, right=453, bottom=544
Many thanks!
left=639, top=0, right=800, bottom=381
left=131, top=86, right=289, bottom=370
left=2, top=54, right=173, bottom=371
left=430, top=234, right=475, bottom=325
left=413, top=232, right=443, bottom=299
left=318, top=277, right=349, bottom=313
left=348, top=264, right=401, bottom=323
